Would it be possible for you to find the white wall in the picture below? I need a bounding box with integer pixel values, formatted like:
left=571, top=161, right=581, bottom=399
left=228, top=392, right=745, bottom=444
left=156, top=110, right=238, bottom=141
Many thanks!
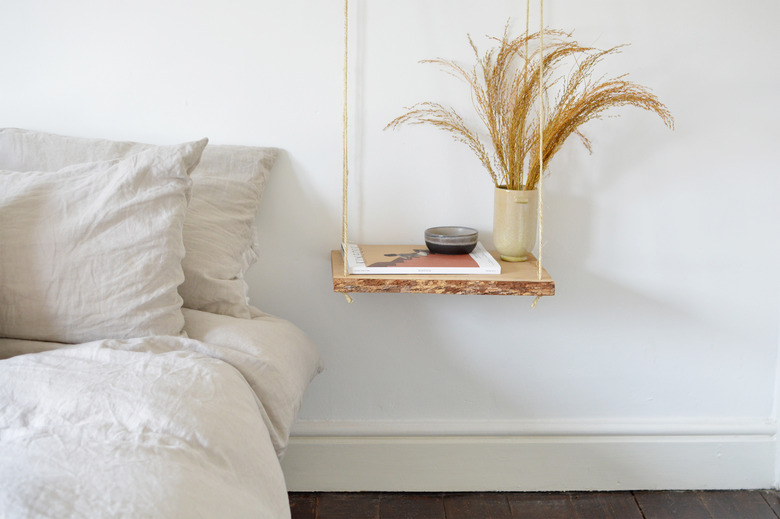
left=2, top=0, right=779, bottom=490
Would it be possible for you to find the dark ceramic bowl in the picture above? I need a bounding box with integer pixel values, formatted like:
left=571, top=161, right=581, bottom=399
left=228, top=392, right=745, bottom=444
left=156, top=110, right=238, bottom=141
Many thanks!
left=424, top=226, right=478, bottom=255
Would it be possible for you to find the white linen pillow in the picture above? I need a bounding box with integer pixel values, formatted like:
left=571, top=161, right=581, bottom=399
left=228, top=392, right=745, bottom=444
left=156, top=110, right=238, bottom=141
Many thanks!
left=0, top=139, right=207, bottom=343
left=180, top=145, right=277, bottom=318
left=180, top=176, right=261, bottom=315
left=0, top=128, right=277, bottom=319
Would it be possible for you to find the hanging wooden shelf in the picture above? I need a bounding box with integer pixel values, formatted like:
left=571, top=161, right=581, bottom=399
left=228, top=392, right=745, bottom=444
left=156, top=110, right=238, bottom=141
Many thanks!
left=331, top=249, right=554, bottom=296
left=333, top=2, right=554, bottom=299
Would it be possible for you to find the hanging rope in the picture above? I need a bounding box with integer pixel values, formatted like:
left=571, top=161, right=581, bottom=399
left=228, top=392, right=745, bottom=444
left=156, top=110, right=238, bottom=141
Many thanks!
left=537, top=0, right=544, bottom=281
left=531, top=0, right=545, bottom=308
left=341, top=0, right=353, bottom=303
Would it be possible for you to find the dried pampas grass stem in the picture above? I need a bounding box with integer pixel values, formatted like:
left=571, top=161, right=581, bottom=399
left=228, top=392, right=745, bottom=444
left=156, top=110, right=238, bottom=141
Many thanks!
left=386, top=21, right=674, bottom=192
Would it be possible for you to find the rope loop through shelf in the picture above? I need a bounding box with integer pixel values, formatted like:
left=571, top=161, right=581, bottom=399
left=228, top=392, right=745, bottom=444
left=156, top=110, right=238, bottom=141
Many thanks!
left=340, top=0, right=546, bottom=305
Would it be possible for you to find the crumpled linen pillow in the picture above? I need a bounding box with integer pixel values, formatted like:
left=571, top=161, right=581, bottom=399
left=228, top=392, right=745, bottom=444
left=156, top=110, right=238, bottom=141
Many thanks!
left=0, top=139, right=207, bottom=344
left=0, top=128, right=277, bottom=319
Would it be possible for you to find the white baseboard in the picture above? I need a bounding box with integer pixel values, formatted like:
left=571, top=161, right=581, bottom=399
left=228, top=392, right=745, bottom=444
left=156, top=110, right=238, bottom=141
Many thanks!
left=281, top=420, right=777, bottom=491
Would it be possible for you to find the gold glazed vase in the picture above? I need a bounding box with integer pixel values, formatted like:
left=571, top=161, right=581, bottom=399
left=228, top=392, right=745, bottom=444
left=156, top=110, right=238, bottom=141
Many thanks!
left=493, top=186, right=538, bottom=262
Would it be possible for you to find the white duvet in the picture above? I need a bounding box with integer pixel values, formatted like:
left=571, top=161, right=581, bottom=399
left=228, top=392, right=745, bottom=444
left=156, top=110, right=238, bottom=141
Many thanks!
left=0, top=311, right=322, bottom=519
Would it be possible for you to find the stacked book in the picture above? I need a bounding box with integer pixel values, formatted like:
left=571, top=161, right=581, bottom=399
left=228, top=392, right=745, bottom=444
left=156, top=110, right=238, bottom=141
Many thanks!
left=341, top=242, right=501, bottom=275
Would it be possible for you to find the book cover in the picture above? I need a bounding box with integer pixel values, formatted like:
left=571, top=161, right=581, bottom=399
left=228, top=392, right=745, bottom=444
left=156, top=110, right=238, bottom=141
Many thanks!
left=342, top=242, right=501, bottom=275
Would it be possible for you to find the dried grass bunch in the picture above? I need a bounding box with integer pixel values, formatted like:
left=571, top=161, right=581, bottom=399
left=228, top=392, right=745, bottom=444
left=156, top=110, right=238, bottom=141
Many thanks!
left=386, top=24, right=674, bottom=191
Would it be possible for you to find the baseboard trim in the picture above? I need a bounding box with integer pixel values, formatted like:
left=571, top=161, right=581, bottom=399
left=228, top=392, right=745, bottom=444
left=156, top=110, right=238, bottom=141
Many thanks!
left=281, top=420, right=776, bottom=491
left=289, top=418, right=776, bottom=438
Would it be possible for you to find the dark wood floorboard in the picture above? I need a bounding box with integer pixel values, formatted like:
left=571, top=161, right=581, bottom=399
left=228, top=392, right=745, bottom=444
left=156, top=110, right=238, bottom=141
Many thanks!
left=762, top=491, right=780, bottom=517
left=570, top=491, right=644, bottom=519
left=443, top=493, right=512, bottom=519
left=699, top=490, right=779, bottom=519
left=634, top=491, right=712, bottom=519
left=507, top=492, right=577, bottom=519
left=288, top=492, right=317, bottom=519
left=290, top=490, right=780, bottom=519
left=315, top=492, right=380, bottom=519
left=380, top=493, right=446, bottom=519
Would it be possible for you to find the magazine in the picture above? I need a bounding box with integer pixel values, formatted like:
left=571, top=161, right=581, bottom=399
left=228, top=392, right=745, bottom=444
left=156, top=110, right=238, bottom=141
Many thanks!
left=341, top=242, right=501, bottom=275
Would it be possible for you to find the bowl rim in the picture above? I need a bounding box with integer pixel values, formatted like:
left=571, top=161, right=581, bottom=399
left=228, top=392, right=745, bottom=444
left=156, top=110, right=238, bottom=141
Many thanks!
left=424, top=226, right=478, bottom=239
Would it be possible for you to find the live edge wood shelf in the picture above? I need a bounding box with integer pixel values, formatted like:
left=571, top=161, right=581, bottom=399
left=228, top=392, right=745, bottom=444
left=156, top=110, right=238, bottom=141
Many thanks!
left=331, top=250, right=555, bottom=296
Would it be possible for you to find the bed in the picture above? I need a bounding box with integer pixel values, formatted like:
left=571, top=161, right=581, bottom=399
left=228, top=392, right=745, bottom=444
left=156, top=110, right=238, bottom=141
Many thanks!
left=0, top=128, right=323, bottom=518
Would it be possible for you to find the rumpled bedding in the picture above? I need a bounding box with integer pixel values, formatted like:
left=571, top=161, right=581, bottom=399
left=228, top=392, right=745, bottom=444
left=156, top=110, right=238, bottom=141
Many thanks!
left=0, top=311, right=323, bottom=519
left=181, top=307, right=322, bottom=459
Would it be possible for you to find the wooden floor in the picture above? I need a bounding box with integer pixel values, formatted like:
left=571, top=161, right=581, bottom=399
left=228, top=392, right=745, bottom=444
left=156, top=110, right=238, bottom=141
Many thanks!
left=289, top=491, right=780, bottom=519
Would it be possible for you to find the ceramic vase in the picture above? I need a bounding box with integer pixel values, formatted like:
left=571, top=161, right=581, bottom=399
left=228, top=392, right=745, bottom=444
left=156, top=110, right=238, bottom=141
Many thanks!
left=493, top=186, right=538, bottom=262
